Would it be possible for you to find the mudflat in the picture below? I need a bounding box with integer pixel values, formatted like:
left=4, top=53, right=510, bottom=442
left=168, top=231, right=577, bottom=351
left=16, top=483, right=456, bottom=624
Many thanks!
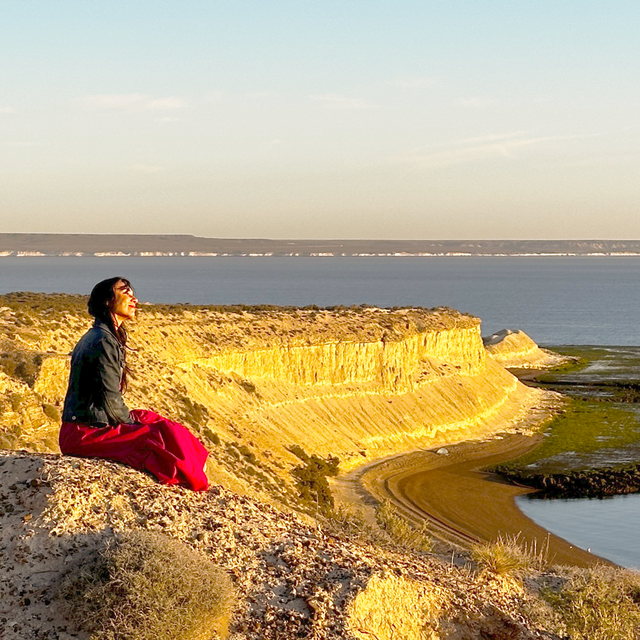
left=360, top=433, right=605, bottom=568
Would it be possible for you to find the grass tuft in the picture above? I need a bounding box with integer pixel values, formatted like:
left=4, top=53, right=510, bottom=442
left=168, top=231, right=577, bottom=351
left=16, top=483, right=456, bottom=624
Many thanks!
left=376, top=500, right=434, bottom=552
left=471, top=533, right=548, bottom=578
left=57, top=530, right=235, bottom=640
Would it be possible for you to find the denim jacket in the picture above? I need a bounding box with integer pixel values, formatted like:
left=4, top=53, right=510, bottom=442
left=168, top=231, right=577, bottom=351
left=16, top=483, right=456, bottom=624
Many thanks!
left=62, top=319, right=132, bottom=426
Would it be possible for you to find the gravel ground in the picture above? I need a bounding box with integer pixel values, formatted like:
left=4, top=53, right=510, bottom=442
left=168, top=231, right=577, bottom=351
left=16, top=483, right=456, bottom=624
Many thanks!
left=0, top=451, right=565, bottom=640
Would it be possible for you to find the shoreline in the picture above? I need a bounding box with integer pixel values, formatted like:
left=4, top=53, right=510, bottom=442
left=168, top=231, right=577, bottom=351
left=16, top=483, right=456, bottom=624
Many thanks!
left=337, top=430, right=606, bottom=568
left=5, top=253, right=640, bottom=258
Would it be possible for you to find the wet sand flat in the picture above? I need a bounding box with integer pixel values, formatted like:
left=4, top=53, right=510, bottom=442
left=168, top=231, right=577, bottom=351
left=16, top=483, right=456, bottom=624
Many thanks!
left=360, top=434, right=605, bottom=568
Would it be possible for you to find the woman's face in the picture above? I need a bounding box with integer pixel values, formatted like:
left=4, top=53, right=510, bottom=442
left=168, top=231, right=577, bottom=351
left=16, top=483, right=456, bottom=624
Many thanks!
left=110, top=280, right=138, bottom=326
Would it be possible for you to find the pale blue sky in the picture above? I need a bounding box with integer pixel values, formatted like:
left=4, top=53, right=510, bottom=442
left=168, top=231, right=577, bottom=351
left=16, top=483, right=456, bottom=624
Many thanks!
left=1, top=1, right=638, bottom=239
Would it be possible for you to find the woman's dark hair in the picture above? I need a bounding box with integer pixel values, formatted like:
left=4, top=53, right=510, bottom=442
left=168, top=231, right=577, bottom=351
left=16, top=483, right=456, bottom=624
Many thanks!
left=88, top=277, right=134, bottom=390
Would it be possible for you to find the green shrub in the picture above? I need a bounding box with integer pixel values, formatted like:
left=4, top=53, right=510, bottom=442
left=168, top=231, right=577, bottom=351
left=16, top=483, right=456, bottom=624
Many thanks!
left=290, top=451, right=340, bottom=513
left=203, top=428, right=221, bottom=446
left=43, top=404, right=61, bottom=422
left=57, top=530, right=235, bottom=640
left=238, top=379, right=257, bottom=394
left=179, top=397, right=209, bottom=430
left=288, top=444, right=309, bottom=462
left=235, top=444, right=256, bottom=464
left=10, top=393, right=23, bottom=412
left=0, top=351, right=43, bottom=386
left=0, top=355, right=17, bottom=377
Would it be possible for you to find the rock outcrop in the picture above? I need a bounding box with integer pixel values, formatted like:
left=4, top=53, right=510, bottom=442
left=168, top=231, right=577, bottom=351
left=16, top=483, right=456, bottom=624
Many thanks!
left=483, top=329, right=570, bottom=369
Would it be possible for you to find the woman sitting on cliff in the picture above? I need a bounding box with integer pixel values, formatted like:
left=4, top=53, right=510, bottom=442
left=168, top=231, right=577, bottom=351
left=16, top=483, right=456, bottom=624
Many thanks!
left=60, top=277, right=209, bottom=491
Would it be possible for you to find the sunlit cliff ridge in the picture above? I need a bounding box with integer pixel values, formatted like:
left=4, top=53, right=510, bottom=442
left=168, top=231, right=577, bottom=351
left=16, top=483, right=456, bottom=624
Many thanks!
left=484, top=328, right=570, bottom=369
left=1, top=294, right=550, bottom=496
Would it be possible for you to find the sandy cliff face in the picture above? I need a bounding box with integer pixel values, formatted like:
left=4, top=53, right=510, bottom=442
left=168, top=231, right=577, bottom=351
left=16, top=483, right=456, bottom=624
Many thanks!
left=0, top=296, right=548, bottom=496
left=483, top=329, right=570, bottom=369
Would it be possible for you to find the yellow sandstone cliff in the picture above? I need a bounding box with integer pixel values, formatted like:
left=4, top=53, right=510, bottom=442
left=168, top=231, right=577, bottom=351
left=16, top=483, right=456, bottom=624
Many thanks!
left=0, top=295, right=551, bottom=498
left=483, top=328, right=571, bottom=369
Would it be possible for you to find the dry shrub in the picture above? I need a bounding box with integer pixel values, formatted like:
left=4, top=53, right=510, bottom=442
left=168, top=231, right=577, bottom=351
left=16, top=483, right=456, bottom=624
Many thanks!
left=376, top=500, right=434, bottom=552
left=57, top=530, right=235, bottom=640
left=320, top=503, right=389, bottom=546
left=543, top=565, right=640, bottom=640
left=347, top=573, right=447, bottom=640
left=471, top=533, right=548, bottom=579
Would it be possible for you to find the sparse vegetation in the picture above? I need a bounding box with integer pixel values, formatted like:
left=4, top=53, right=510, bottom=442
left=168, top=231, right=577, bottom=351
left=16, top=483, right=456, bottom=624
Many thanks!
left=236, top=443, right=257, bottom=464
left=289, top=446, right=340, bottom=513
left=0, top=352, right=43, bottom=386
left=0, top=291, right=87, bottom=314
left=238, top=379, right=257, bottom=394
left=471, top=533, right=548, bottom=578
left=57, top=530, right=235, bottom=640
left=42, top=403, right=60, bottom=422
left=320, top=503, right=389, bottom=546
left=288, top=444, right=308, bottom=462
left=178, top=396, right=210, bottom=430
left=9, top=393, right=24, bottom=412
left=203, top=428, right=221, bottom=446
left=542, top=565, right=640, bottom=640
left=375, top=500, right=433, bottom=552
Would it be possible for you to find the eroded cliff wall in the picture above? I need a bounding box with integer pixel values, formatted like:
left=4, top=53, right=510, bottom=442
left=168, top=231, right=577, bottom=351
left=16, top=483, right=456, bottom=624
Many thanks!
left=0, top=295, right=548, bottom=496
left=483, top=328, right=571, bottom=369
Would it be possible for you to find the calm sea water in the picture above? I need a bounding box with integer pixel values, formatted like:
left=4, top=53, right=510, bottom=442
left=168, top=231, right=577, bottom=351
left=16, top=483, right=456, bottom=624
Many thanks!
left=2, top=255, right=640, bottom=567
left=517, top=494, right=640, bottom=569
left=2, top=256, right=640, bottom=345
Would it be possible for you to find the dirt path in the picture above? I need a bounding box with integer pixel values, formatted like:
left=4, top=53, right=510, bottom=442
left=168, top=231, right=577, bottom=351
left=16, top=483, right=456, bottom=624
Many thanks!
left=357, top=434, right=606, bottom=568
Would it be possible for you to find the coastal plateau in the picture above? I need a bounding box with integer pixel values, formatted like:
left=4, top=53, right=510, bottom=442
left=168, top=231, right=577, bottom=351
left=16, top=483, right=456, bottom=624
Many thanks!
left=0, top=294, right=552, bottom=493
left=3, top=293, right=638, bottom=639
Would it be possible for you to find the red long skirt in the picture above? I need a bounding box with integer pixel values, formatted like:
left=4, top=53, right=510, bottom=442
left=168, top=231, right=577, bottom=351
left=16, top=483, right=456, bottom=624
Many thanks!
left=59, top=409, right=209, bottom=491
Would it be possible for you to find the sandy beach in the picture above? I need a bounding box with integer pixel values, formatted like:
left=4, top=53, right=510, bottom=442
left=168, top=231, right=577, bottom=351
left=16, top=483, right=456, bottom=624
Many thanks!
left=351, top=433, right=606, bottom=568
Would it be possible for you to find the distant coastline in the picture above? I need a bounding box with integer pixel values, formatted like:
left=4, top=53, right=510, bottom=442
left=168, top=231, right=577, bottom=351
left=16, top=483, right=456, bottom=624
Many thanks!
left=5, top=252, right=640, bottom=258
left=3, top=234, right=640, bottom=257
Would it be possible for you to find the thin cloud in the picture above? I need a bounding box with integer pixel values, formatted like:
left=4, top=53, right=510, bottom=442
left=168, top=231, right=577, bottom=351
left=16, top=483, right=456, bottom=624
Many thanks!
left=0, top=106, right=15, bottom=114
left=457, top=132, right=528, bottom=145
left=389, top=133, right=595, bottom=169
left=79, top=94, right=188, bottom=111
left=144, top=97, right=187, bottom=110
left=309, top=93, right=375, bottom=110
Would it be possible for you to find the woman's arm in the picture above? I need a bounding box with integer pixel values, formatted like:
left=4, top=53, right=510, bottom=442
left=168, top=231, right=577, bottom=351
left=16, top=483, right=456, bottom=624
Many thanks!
left=94, top=335, right=132, bottom=425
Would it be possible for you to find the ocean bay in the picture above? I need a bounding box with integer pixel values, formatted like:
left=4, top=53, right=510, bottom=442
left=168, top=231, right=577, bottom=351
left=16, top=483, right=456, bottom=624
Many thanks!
left=517, top=493, right=640, bottom=569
